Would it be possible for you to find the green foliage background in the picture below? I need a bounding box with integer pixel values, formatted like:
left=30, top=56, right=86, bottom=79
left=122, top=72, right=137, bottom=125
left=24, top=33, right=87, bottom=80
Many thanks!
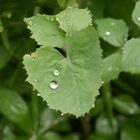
left=0, top=0, right=140, bottom=139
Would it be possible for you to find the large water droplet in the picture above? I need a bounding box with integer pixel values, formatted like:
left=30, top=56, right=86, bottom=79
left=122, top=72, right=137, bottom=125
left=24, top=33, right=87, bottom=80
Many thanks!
left=105, top=31, right=111, bottom=36
left=49, top=81, right=58, bottom=90
left=53, top=69, right=60, bottom=76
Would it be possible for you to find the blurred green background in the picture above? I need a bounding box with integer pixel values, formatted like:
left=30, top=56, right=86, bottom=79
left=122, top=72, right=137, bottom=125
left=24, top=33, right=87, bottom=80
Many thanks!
left=0, top=0, right=140, bottom=139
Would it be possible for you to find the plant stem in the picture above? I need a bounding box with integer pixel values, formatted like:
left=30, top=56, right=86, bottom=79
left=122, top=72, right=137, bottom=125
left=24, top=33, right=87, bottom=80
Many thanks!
left=102, top=83, right=113, bottom=127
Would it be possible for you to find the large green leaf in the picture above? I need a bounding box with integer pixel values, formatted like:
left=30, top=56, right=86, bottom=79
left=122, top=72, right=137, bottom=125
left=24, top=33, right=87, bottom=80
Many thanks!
left=23, top=27, right=102, bottom=117
left=113, top=94, right=140, bottom=115
left=102, top=51, right=122, bottom=83
left=95, top=18, right=128, bottom=47
left=132, top=1, right=140, bottom=28
left=56, top=7, right=92, bottom=33
left=122, top=38, right=140, bottom=73
left=24, top=14, right=66, bottom=48
left=0, top=87, right=32, bottom=132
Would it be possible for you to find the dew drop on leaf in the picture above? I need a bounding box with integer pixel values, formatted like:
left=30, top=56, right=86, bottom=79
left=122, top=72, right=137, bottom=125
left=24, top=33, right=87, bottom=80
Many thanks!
left=49, top=81, right=58, bottom=90
left=34, top=79, right=37, bottom=82
left=53, top=69, right=60, bottom=76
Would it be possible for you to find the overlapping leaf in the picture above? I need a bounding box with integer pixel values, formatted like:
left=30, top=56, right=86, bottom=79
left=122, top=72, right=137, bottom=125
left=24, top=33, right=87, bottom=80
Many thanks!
left=95, top=18, right=128, bottom=47
left=24, top=14, right=66, bottom=48
left=122, top=38, right=140, bottom=73
left=132, top=1, right=140, bottom=28
left=56, top=8, right=92, bottom=33
left=102, top=51, right=122, bottom=83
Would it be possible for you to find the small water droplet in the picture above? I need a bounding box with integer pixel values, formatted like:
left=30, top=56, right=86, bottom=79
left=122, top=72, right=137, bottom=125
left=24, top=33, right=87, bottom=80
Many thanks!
left=105, top=31, right=111, bottom=36
left=28, top=20, right=33, bottom=26
left=107, top=67, right=112, bottom=71
left=49, top=81, right=58, bottom=90
left=137, top=16, right=140, bottom=21
left=35, top=79, right=37, bottom=82
left=53, top=69, right=60, bottom=76
left=78, top=108, right=81, bottom=111
left=61, top=113, right=64, bottom=116
left=37, top=93, right=40, bottom=96
left=92, top=104, right=95, bottom=108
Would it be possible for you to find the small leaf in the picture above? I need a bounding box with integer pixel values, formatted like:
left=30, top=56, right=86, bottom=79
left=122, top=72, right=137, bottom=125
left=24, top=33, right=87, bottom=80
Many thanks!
left=132, top=1, right=140, bottom=28
left=56, top=8, right=92, bottom=33
left=95, top=18, right=128, bottom=47
left=0, top=87, right=32, bottom=132
left=113, top=95, right=140, bottom=115
left=23, top=27, right=102, bottom=117
left=121, top=125, right=140, bottom=140
left=95, top=114, right=118, bottom=140
left=102, top=51, right=122, bottom=83
left=24, top=14, right=65, bottom=48
left=122, top=38, right=140, bottom=73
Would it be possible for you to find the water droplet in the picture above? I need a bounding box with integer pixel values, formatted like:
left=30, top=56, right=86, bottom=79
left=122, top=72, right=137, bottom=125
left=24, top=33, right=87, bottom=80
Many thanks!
left=78, top=108, right=81, bottom=111
left=107, top=67, right=112, bottom=71
left=49, top=81, right=58, bottom=90
left=105, top=31, right=111, bottom=36
left=92, top=104, right=95, bottom=108
left=35, top=79, right=37, bottom=82
left=37, top=93, right=40, bottom=96
left=61, top=113, right=64, bottom=116
left=53, top=69, right=60, bottom=76
left=137, top=16, right=140, bottom=21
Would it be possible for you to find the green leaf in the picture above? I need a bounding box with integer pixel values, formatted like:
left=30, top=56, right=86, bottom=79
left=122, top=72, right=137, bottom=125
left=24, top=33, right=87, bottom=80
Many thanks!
left=95, top=18, right=128, bottom=47
left=95, top=114, right=118, bottom=140
left=132, top=1, right=140, bottom=28
left=121, top=125, right=140, bottom=140
left=40, top=108, right=61, bottom=130
left=0, top=87, right=32, bottom=132
left=2, top=126, right=17, bottom=140
left=24, top=14, right=65, bottom=48
left=57, top=0, right=77, bottom=8
left=102, top=51, right=122, bottom=83
left=23, top=27, right=102, bottom=117
left=56, top=8, right=92, bottom=33
left=113, top=94, right=140, bottom=115
left=3, top=127, right=17, bottom=140
left=122, top=38, right=140, bottom=73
